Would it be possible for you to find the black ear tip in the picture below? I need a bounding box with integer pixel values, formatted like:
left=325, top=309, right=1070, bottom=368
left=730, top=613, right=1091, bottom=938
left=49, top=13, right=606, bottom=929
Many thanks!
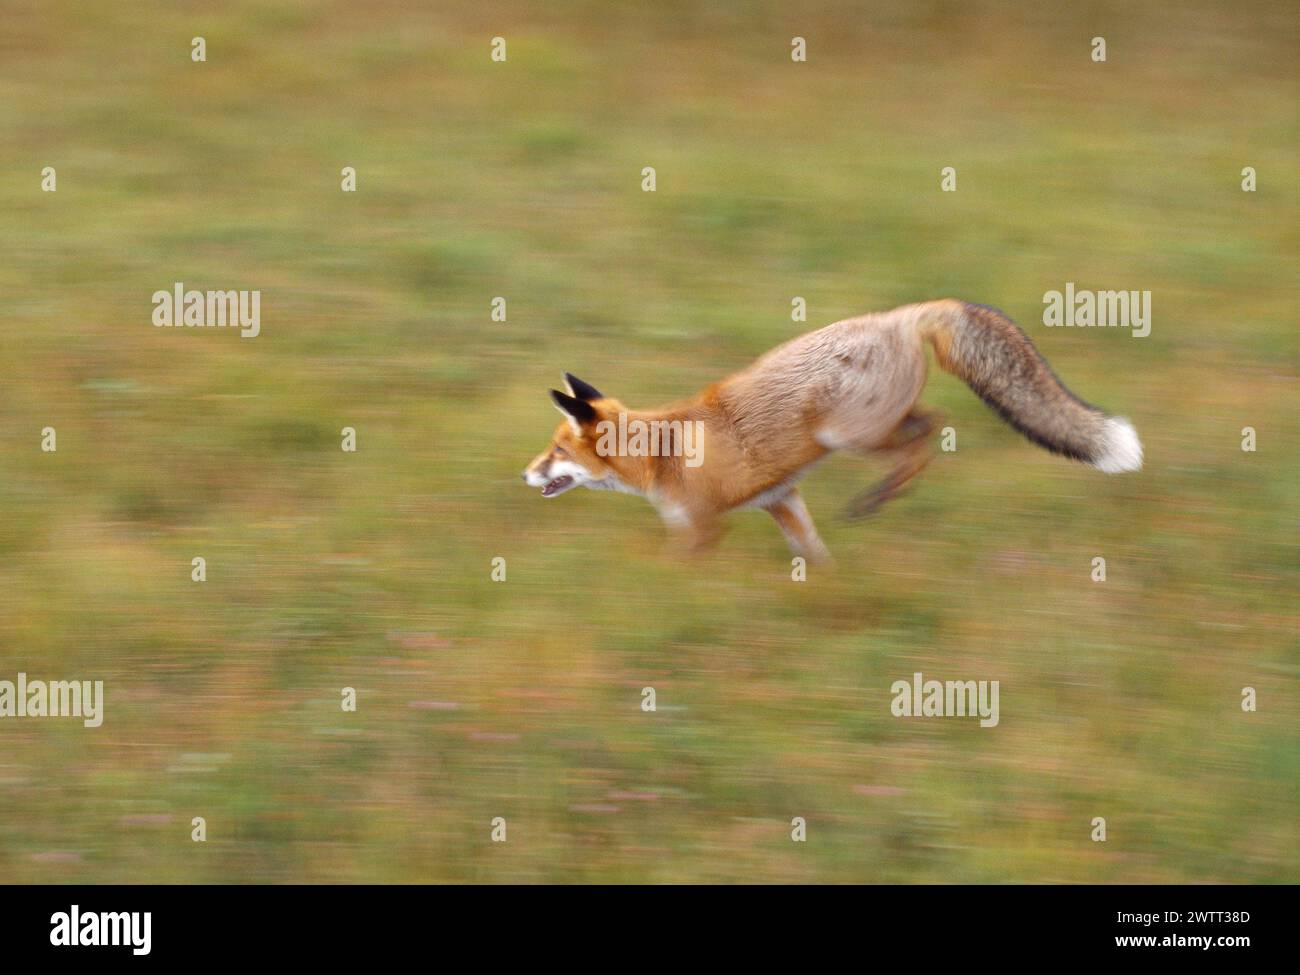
left=563, top=372, right=604, bottom=401
left=549, top=387, right=580, bottom=410
left=550, top=387, right=597, bottom=423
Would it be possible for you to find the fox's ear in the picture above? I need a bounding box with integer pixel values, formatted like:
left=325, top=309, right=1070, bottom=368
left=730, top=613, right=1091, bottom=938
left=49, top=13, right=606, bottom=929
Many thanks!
left=550, top=389, right=598, bottom=432
left=563, top=373, right=603, bottom=401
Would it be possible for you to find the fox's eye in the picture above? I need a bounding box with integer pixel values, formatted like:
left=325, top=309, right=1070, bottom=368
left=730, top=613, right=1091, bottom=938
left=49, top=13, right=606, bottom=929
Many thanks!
left=553, top=446, right=568, bottom=458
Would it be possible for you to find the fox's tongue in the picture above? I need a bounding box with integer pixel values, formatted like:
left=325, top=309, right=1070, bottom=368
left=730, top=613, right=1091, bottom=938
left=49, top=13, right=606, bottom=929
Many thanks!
left=541, top=475, right=574, bottom=497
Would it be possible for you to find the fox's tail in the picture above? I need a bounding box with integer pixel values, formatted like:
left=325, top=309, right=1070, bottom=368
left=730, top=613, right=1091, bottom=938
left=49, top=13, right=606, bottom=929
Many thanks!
left=913, top=299, right=1142, bottom=472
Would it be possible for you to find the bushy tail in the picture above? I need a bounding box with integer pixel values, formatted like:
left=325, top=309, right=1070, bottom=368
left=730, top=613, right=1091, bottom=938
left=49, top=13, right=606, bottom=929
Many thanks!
left=914, top=299, right=1142, bottom=472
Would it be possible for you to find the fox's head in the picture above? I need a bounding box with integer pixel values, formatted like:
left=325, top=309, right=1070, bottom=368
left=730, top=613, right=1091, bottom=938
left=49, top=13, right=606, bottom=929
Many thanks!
left=522, top=373, right=629, bottom=498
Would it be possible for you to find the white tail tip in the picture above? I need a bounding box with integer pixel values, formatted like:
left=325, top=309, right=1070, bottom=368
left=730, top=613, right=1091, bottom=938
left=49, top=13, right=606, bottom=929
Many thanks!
left=1093, top=417, right=1143, bottom=473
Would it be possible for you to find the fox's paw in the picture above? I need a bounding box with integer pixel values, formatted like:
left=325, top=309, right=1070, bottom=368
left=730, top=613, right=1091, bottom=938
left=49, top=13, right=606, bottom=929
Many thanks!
left=842, top=486, right=896, bottom=521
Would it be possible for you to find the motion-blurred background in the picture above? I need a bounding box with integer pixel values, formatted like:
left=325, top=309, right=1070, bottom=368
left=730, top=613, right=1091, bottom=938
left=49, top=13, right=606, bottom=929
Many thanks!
left=1, top=0, right=1295, bottom=882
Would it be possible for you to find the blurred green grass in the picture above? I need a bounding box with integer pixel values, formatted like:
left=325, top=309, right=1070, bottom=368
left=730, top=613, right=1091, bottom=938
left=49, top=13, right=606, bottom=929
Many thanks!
left=0, top=0, right=1296, bottom=882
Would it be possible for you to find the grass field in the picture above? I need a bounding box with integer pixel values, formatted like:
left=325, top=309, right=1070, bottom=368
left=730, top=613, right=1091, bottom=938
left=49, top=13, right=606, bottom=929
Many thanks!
left=0, top=0, right=1296, bottom=883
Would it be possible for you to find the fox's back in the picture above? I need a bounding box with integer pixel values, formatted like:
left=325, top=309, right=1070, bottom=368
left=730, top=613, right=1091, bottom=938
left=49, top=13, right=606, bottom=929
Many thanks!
left=715, top=311, right=928, bottom=459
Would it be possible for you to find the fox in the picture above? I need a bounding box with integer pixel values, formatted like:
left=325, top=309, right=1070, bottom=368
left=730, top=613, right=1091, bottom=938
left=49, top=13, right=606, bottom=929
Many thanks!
left=522, top=299, right=1142, bottom=561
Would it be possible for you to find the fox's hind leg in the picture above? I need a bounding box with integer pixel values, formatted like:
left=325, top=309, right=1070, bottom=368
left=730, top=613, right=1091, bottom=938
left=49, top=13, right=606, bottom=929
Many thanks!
left=766, top=490, right=832, bottom=563
left=843, top=408, right=938, bottom=521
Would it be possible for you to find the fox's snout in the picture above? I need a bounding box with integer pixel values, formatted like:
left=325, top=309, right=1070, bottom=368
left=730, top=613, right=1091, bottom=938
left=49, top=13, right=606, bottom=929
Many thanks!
left=522, top=452, right=551, bottom=486
left=522, top=450, right=583, bottom=497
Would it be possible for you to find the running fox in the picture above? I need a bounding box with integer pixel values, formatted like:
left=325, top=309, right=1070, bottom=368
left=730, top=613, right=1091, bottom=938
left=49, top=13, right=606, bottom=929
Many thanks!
left=522, top=299, right=1142, bottom=561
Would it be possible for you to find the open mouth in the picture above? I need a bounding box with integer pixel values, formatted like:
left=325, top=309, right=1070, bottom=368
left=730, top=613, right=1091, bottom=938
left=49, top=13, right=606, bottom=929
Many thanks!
left=541, top=475, right=575, bottom=498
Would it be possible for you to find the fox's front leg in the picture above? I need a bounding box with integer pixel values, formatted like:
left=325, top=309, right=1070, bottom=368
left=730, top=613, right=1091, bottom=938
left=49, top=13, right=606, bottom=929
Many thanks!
left=765, top=490, right=831, bottom=564
left=658, top=505, right=725, bottom=558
